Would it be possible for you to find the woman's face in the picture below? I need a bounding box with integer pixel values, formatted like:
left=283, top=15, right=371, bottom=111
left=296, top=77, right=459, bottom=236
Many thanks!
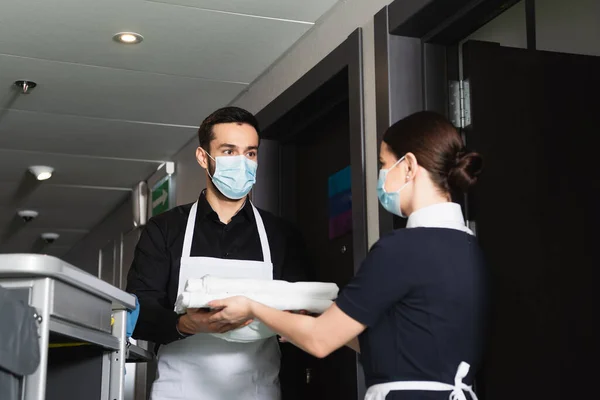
left=379, top=141, right=408, bottom=193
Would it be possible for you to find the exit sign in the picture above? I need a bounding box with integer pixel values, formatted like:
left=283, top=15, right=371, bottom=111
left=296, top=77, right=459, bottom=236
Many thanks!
left=152, top=178, right=170, bottom=216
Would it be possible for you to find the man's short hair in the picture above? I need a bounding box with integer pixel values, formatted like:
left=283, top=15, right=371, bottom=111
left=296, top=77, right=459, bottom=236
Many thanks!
left=197, top=107, right=260, bottom=151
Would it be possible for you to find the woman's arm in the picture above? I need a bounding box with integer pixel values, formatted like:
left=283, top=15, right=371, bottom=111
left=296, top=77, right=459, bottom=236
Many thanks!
left=209, top=299, right=365, bottom=359
left=248, top=302, right=364, bottom=358
left=279, top=325, right=360, bottom=353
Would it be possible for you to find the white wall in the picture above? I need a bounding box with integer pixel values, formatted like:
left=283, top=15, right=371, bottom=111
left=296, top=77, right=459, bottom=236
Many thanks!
left=466, top=1, right=527, bottom=48
left=64, top=196, right=133, bottom=274
left=536, top=0, right=600, bottom=56
left=173, top=139, right=206, bottom=206
left=231, top=0, right=393, bottom=114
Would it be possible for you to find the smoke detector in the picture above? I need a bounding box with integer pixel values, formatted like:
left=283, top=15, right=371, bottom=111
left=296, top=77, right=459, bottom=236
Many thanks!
left=41, top=233, right=60, bottom=244
left=17, top=210, right=39, bottom=223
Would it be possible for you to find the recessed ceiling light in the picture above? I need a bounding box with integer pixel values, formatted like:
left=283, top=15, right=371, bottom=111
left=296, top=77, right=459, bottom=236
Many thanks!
left=28, top=165, right=54, bottom=181
left=113, top=32, right=143, bottom=44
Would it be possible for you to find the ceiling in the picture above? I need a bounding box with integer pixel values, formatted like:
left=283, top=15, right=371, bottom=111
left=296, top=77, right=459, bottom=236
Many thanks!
left=0, top=0, right=339, bottom=257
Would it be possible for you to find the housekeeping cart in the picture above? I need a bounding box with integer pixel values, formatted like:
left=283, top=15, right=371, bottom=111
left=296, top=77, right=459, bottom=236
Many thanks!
left=0, top=254, right=153, bottom=400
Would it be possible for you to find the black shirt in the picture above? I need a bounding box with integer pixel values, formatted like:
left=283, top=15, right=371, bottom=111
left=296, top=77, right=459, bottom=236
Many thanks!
left=336, top=228, right=488, bottom=399
left=126, top=192, right=311, bottom=345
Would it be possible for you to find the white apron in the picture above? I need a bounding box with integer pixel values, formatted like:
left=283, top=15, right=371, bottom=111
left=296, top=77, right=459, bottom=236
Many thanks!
left=365, top=362, right=477, bottom=400
left=151, top=201, right=281, bottom=400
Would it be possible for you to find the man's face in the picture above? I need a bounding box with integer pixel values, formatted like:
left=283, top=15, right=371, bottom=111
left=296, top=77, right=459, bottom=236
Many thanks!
left=196, top=122, right=259, bottom=174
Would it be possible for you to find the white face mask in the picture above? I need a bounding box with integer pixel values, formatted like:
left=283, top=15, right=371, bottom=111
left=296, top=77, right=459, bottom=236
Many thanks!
left=377, top=156, right=410, bottom=218
left=205, top=151, right=258, bottom=200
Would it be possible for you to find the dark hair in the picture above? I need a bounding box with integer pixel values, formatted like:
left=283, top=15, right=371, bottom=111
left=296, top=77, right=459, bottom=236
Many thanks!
left=382, top=111, right=483, bottom=193
left=197, top=107, right=260, bottom=151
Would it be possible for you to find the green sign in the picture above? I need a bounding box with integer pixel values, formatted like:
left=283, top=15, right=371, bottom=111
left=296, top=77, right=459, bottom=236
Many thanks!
left=152, top=178, right=170, bottom=216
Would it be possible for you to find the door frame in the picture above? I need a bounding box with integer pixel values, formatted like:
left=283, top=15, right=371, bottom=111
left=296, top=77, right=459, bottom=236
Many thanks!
left=374, top=0, right=533, bottom=235
left=255, top=29, right=367, bottom=276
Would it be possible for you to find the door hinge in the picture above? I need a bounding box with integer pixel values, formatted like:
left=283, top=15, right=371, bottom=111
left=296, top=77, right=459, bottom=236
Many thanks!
left=449, top=80, right=471, bottom=128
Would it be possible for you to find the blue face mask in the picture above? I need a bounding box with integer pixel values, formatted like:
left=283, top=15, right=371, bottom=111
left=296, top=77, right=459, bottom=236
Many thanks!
left=377, top=156, right=410, bottom=218
left=206, top=152, right=257, bottom=200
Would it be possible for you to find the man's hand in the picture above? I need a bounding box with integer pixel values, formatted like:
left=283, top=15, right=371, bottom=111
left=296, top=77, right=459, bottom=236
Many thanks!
left=177, top=308, right=253, bottom=335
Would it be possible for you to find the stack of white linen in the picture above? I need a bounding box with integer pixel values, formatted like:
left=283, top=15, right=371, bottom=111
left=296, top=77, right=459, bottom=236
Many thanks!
left=175, top=275, right=339, bottom=343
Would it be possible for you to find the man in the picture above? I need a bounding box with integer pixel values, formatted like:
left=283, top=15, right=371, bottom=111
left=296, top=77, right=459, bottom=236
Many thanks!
left=127, top=107, right=313, bottom=400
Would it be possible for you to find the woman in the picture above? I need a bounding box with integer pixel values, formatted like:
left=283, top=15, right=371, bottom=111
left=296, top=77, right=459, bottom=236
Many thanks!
left=209, top=111, right=488, bottom=400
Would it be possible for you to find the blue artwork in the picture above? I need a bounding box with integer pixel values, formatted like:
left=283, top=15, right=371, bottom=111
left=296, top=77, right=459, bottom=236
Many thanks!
left=328, top=166, right=352, bottom=239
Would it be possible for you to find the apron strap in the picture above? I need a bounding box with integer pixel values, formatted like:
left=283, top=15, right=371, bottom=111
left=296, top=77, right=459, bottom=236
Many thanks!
left=365, top=362, right=478, bottom=400
left=181, top=201, right=198, bottom=258
left=182, top=201, right=272, bottom=263
left=251, top=203, right=272, bottom=264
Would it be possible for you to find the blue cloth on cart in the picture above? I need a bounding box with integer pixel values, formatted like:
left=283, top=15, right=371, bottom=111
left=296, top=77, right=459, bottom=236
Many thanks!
left=126, top=294, right=140, bottom=338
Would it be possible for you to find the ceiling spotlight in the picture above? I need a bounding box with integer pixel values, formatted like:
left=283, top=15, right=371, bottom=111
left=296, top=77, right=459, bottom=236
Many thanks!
left=14, top=80, right=37, bottom=94
left=28, top=165, right=54, bottom=181
left=17, top=210, right=39, bottom=223
left=113, top=32, right=143, bottom=44
left=41, top=232, right=59, bottom=244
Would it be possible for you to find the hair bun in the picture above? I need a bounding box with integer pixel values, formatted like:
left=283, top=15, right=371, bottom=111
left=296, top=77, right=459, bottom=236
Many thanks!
left=447, top=151, right=483, bottom=192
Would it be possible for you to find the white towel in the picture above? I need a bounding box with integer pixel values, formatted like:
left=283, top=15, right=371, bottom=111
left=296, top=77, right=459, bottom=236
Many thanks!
left=175, top=292, right=334, bottom=315
left=175, top=275, right=339, bottom=343
left=184, top=276, right=339, bottom=300
left=211, top=320, right=276, bottom=343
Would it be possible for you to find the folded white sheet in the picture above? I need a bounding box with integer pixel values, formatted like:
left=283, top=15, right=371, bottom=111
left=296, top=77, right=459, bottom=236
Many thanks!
left=210, top=320, right=276, bottom=343
left=184, top=276, right=339, bottom=300
left=175, top=292, right=333, bottom=315
left=175, top=293, right=334, bottom=343
left=176, top=276, right=339, bottom=343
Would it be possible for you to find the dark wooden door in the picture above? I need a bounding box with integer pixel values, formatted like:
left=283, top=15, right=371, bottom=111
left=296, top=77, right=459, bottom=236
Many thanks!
left=279, top=99, right=358, bottom=400
left=462, top=40, right=598, bottom=399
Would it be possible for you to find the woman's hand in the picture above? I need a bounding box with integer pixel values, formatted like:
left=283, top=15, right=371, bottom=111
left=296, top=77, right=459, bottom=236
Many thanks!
left=207, top=296, right=254, bottom=326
